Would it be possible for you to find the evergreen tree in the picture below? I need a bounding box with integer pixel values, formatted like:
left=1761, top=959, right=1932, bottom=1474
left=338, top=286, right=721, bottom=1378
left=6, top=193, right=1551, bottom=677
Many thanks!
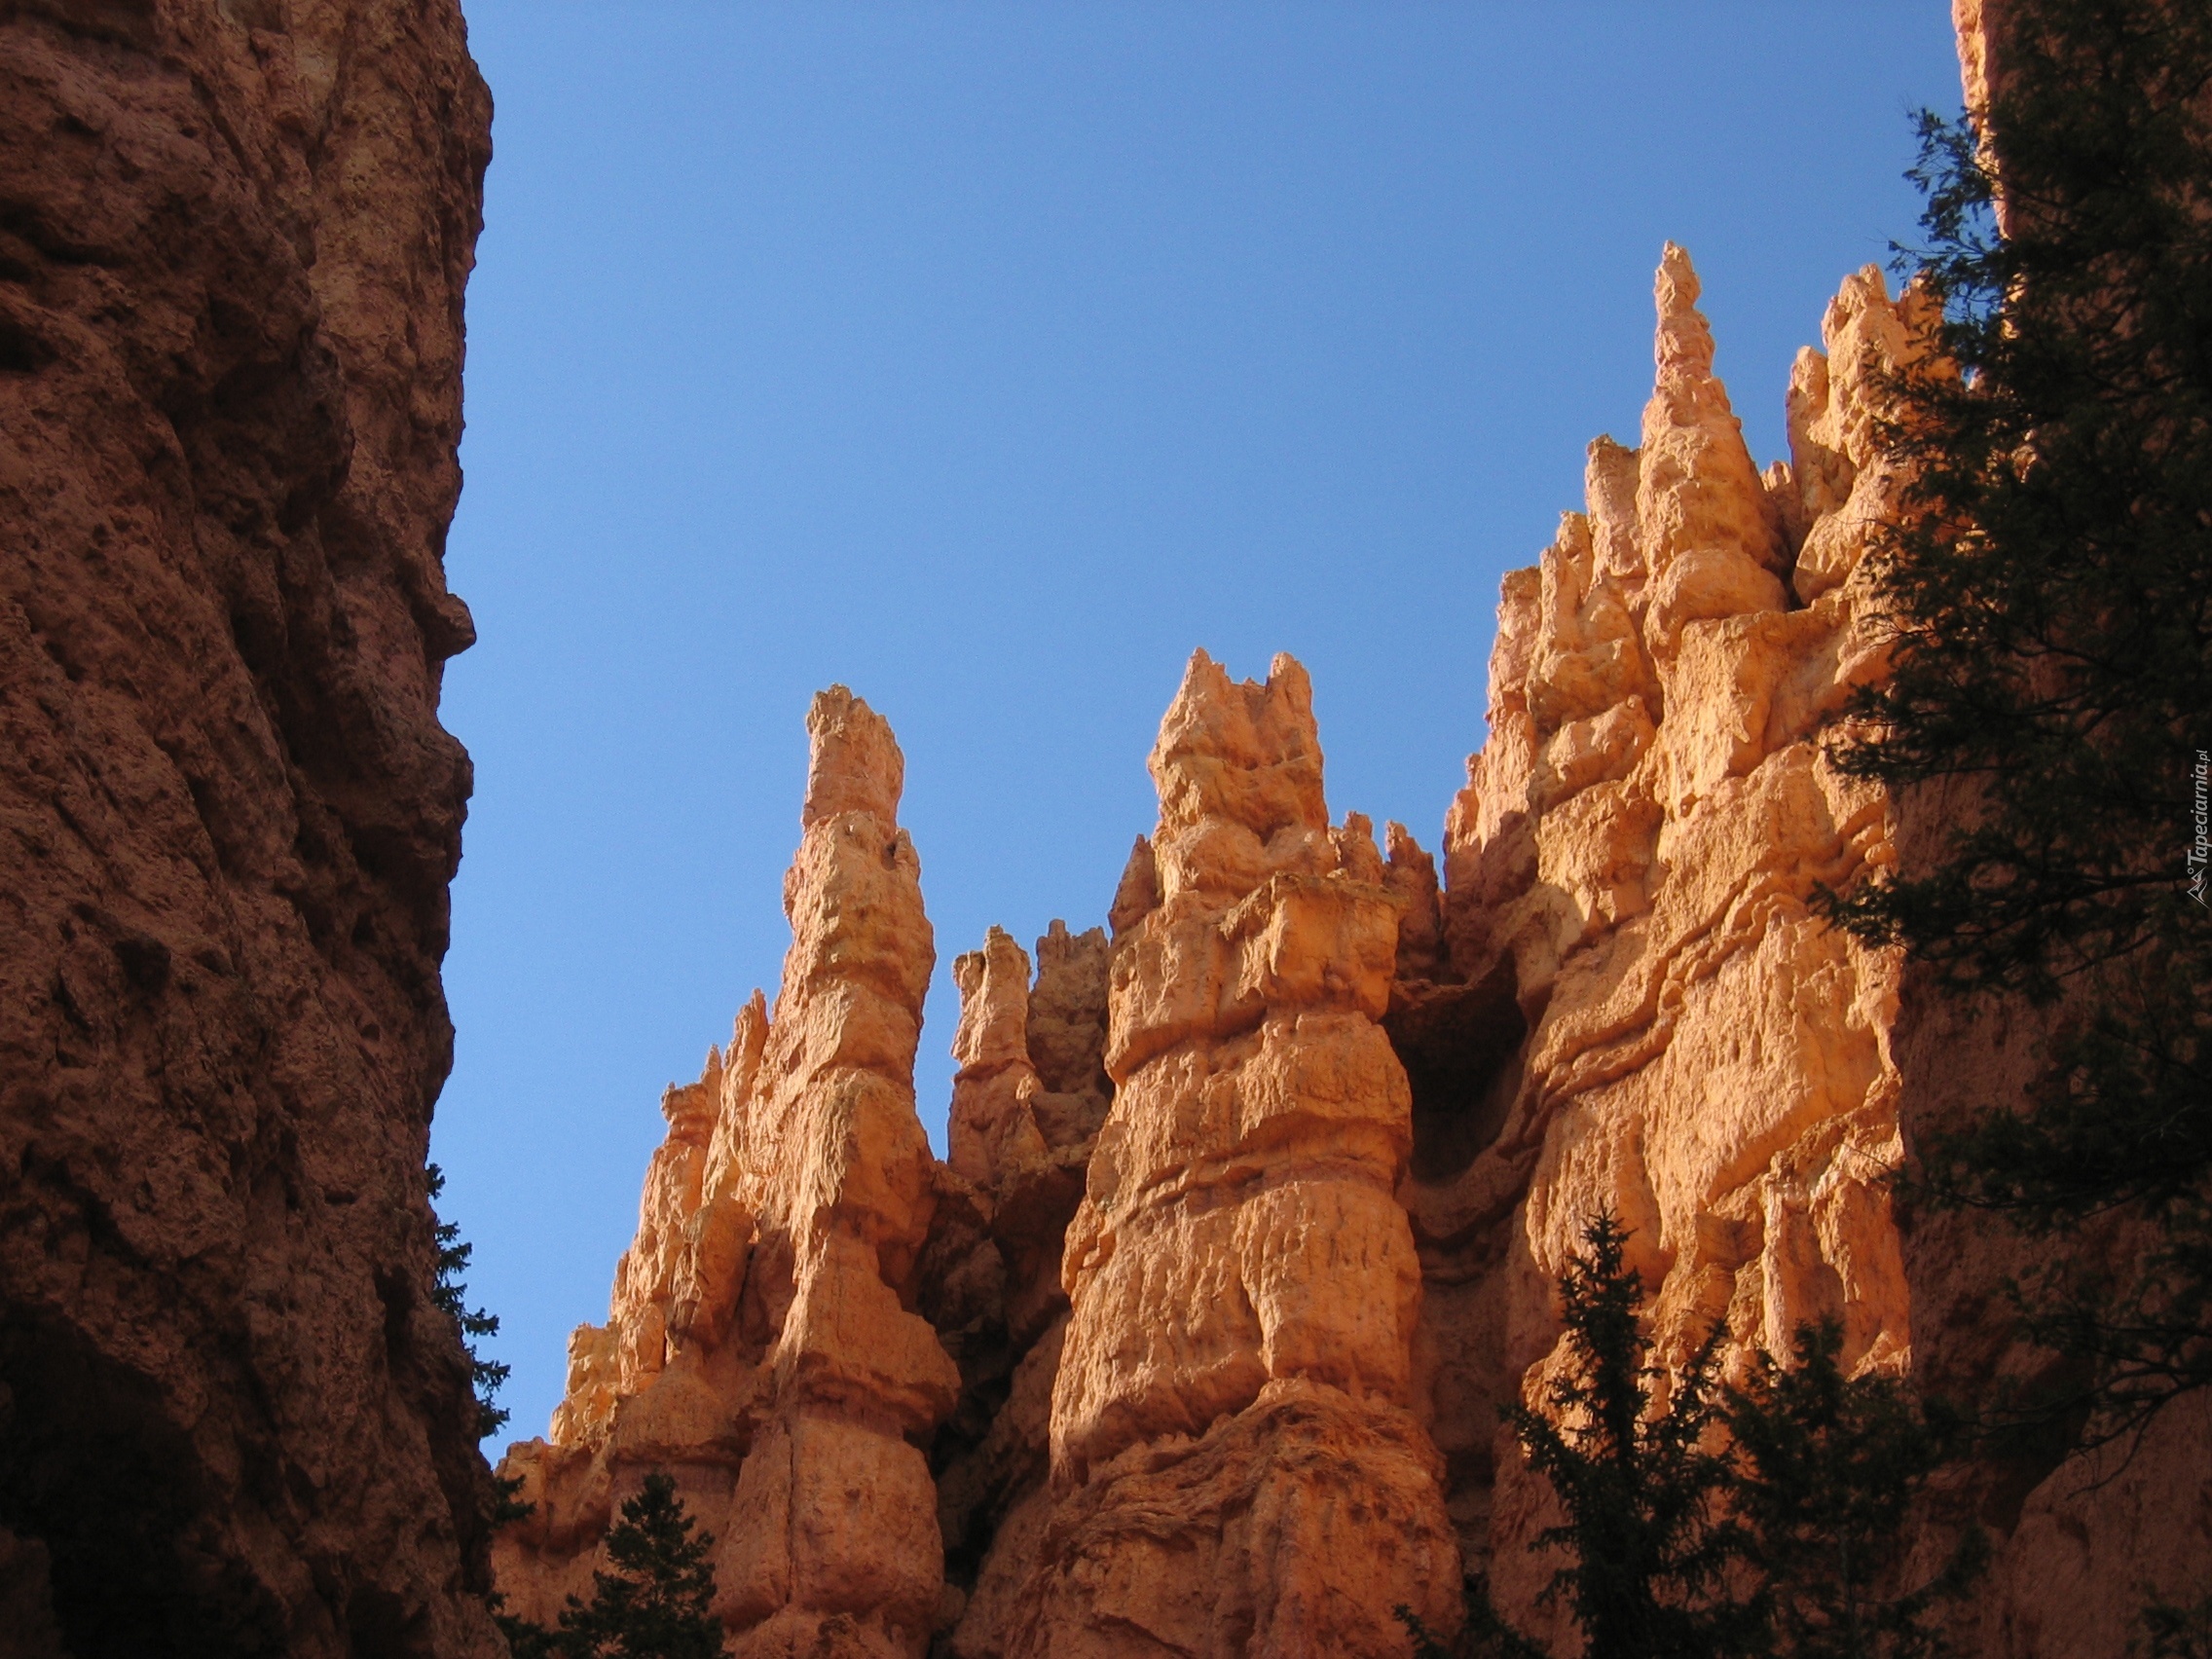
left=501, top=1474, right=727, bottom=1659
left=1823, top=0, right=2212, bottom=1445
left=1724, top=1322, right=1983, bottom=1658
left=427, top=1162, right=513, bottom=1439
left=1504, top=1211, right=1758, bottom=1659
left=1396, top=1576, right=1548, bottom=1659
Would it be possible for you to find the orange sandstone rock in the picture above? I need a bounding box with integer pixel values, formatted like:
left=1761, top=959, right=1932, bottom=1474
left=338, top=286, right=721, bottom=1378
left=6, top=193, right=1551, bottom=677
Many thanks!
left=927, top=920, right=1110, bottom=1659
left=1424, top=247, right=1928, bottom=1646
left=496, top=689, right=956, bottom=1659
left=0, top=4, right=496, bottom=1651
left=996, top=651, right=1461, bottom=1659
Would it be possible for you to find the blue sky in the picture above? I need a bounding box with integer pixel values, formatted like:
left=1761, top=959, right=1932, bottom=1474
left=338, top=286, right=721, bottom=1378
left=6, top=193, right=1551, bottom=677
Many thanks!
left=432, top=1, right=1967, bottom=1447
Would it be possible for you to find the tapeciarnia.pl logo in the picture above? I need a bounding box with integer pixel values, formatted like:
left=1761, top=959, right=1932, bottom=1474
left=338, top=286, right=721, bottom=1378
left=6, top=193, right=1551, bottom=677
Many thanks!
left=2190, top=749, right=2209, bottom=907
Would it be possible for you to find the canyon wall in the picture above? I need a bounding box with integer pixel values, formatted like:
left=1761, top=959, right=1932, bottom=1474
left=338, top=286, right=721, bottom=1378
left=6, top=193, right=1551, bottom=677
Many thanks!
left=0, top=3, right=496, bottom=1657
left=1418, top=243, right=1926, bottom=1645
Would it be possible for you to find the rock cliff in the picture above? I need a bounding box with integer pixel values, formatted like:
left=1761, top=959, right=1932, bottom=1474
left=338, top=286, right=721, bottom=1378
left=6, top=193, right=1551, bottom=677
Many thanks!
left=0, top=4, right=494, bottom=1656
left=1419, top=243, right=1928, bottom=1645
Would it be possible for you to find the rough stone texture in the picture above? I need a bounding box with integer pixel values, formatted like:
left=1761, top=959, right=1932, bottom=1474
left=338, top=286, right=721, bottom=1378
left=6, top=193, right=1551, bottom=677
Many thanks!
left=496, top=689, right=959, bottom=1659
left=1420, top=245, right=1929, bottom=1646
left=0, top=5, right=494, bottom=1656
left=996, top=651, right=1462, bottom=1659
left=925, top=920, right=1110, bottom=1659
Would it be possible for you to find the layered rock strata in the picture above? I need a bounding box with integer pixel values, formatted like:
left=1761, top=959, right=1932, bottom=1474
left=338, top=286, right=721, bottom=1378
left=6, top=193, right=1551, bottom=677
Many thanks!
left=0, top=5, right=495, bottom=1655
left=997, top=651, right=1462, bottom=1658
left=496, top=689, right=959, bottom=1659
left=923, top=921, right=1111, bottom=1658
left=1409, top=243, right=1930, bottom=1641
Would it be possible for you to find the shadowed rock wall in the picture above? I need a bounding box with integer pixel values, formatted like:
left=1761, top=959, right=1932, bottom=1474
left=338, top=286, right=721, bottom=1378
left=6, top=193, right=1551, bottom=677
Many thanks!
left=0, top=4, right=494, bottom=1655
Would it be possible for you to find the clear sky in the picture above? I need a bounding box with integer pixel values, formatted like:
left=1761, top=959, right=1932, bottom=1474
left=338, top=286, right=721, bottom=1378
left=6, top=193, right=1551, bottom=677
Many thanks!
left=432, top=1, right=1968, bottom=1449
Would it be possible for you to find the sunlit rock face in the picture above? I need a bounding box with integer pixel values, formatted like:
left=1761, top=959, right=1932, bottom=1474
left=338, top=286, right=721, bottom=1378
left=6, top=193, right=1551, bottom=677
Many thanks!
left=497, top=689, right=958, bottom=1659
left=0, top=4, right=496, bottom=1653
left=1419, top=244, right=1932, bottom=1647
left=921, top=919, right=1111, bottom=1659
left=980, top=649, right=1464, bottom=1659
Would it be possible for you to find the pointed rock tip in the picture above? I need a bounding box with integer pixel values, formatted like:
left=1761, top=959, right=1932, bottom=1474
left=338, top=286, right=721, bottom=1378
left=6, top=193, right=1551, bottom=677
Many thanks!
left=1653, top=240, right=1715, bottom=382
left=801, top=683, right=904, bottom=829
left=1657, top=240, right=1700, bottom=305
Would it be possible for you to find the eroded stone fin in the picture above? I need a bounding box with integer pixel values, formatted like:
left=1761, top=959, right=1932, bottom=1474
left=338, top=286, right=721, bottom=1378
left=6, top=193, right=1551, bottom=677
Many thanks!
left=1006, top=649, right=1460, bottom=1657
left=1421, top=249, right=1952, bottom=1649
left=921, top=915, right=1112, bottom=1657
left=1106, top=834, right=1158, bottom=939
left=1383, top=820, right=1447, bottom=983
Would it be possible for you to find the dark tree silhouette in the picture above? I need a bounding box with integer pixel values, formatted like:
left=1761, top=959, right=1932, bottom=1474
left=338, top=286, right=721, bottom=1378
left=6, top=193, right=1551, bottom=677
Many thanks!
left=427, top=1161, right=513, bottom=1439
left=1420, top=1223, right=1983, bottom=1659
left=2138, top=1585, right=2212, bottom=1659
left=1725, top=1322, right=1983, bottom=1658
left=499, top=1473, right=727, bottom=1659
left=1822, top=0, right=2212, bottom=1445
left=1504, top=1211, right=1759, bottom=1659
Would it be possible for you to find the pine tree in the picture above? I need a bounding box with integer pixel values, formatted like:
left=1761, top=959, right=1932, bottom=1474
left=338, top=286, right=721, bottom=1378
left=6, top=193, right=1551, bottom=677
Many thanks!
left=2138, top=1584, right=2212, bottom=1659
left=1822, top=0, right=2212, bottom=1445
left=427, top=1162, right=513, bottom=1439
left=1396, top=1577, right=1549, bottom=1659
left=1504, top=1211, right=1758, bottom=1659
left=548, top=1473, right=727, bottom=1659
left=498, top=1475, right=728, bottom=1659
left=1724, top=1322, right=1983, bottom=1658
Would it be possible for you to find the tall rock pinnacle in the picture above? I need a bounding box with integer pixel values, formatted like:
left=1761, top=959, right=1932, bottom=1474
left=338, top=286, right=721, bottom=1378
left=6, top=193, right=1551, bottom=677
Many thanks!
left=999, top=649, right=1461, bottom=1657
left=497, top=688, right=957, bottom=1659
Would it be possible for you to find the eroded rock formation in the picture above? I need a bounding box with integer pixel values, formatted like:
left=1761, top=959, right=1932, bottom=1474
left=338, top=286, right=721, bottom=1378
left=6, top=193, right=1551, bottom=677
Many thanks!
left=996, top=651, right=1462, bottom=1658
left=1416, top=244, right=1929, bottom=1645
left=496, top=17, right=2208, bottom=1651
left=924, top=919, right=1111, bottom=1658
left=497, top=689, right=958, bottom=1659
left=0, top=4, right=494, bottom=1655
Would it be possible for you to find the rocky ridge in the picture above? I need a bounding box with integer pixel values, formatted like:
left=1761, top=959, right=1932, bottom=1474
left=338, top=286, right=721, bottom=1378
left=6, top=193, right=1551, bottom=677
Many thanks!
left=0, top=4, right=495, bottom=1655
left=497, top=689, right=957, bottom=1659
left=1420, top=243, right=1928, bottom=1645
